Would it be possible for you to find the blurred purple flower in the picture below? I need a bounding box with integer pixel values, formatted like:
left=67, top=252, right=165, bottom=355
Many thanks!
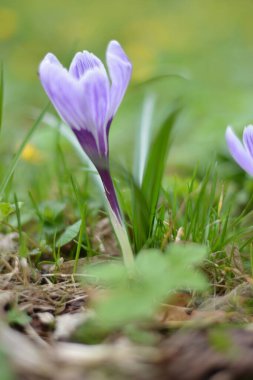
left=39, top=41, right=132, bottom=221
left=225, top=125, right=253, bottom=176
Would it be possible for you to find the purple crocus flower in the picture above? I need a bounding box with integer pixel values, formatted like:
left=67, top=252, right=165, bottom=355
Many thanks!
left=39, top=41, right=132, bottom=222
left=226, top=125, right=253, bottom=176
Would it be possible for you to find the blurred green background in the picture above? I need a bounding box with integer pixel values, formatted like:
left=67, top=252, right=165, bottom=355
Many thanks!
left=1, top=0, right=253, bottom=170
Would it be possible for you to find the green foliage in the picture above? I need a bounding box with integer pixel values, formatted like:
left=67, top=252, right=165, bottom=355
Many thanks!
left=56, top=219, right=81, bottom=247
left=38, top=200, right=66, bottom=223
left=36, top=200, right=66, bottom=236
left=7, top=308, right=31, bottom=326
left=117, top=108, right=179, bottom=252
left=2, top=6, right=253, bottom=362
left=83, top=243, right=207, bottom=329
left=14, top=194, right=27, bottom=258
left=141, top=109, right=179, bottom=229
left=0, top=202, right=16, bottom=221
left=164, top=164, right=232, bottom=252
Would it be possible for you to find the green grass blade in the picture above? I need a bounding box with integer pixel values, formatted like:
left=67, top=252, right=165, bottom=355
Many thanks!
left=134, top=73, right=188, bottom=88
left=0, top=104, right=49, bottom=197
left=125, top=108, right=180, bottom=251
left=14, top=193, right=27, bottom=258
left=141, top=108, right=179, bottom=234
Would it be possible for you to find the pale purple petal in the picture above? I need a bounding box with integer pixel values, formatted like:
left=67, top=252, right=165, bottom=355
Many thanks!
left=106, top=40, right=132, bottom=119
left=80, top=67, right=110, bottom=155
left=39, top=58, right=88, bottom=132
left=69, top=51, right=105, bottom=79
left=226, top=126, right=253, bottom=175
left=43, top=53, right=62, bottom=66
left=38, top=42, right=131, bottom=224
left=243, top=125, right=253, bottom=158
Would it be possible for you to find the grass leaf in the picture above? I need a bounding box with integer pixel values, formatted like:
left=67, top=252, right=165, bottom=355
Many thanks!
left=130, top=108, right=179, bottom=251
left=142, top=108, right=179, bottom=226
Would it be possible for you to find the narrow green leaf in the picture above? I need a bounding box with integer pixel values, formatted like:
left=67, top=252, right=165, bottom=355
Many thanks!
left=141, top=108, right=179, bottom=240
left=134, top=73, right=188, bottom=88
left=131, top=179, right=150, bottom=251
left=142, top=108, right=179, bottom=214
left=74, top=208, right=87, bottom=273
left=14, top=194, right=27, bottom=258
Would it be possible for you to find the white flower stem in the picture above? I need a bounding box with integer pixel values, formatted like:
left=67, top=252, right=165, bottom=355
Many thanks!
left=107, top=203, right=135, bottom=270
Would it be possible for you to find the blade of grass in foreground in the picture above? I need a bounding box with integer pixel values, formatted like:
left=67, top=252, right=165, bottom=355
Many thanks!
left=0, top=104, right=49, bottom=197
left=0, top=63, right=4, bottom=134
left=130, top=107, right=180, bottom=252
left=141, top=108, right=180, bottom=233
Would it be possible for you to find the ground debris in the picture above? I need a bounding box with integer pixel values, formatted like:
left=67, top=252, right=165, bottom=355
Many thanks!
left=0, top=232, right=19, bottom=257
left=54, top=311, right=90, bottom=340
left=2, top=320, right=253, bottom=379
left=91, top=217, right=120, bottom=257
left=2, top=248, right=253, bottom=379
left=157, top=328, right=253, bottom=380
left=199, top=282, right=253, bottom=313
left=0, top=322, right=157, bottom=380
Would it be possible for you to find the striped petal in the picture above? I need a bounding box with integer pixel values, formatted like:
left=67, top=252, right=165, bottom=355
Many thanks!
left=39, top=56, right=88, bottom=132
left=106, top=40, right=132, bottom=119
left=43, top=53, right=62, bottom=66
left=226, top=126, right=253, bottom=176
left=243, top=125, right=253, bottom=158
left=69, top=51, right=105, bottom=79
left=39, top=41, right=131, bottom=162
left=80, top=67, right=110, bottom=155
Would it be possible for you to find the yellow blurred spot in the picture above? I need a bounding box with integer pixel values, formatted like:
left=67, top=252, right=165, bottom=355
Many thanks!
left=21, top=144, right=43, bottom=164
left=0, top=7, right=17, bottom=40
left=124, top=42, right=155, bottom=82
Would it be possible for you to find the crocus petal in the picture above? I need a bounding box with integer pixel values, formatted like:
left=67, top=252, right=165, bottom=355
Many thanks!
left=69, top=51, right=105, bottom=79
left=106, top=40, right=132, bottom=119
left=80, top=67, right=110, bottom=155
left=39, top=41, right=131, bottom=161
left=39, top=58, right=88, bottom=132
left=43, top=53, right=62, bottom=66
left=243, top=125, right=253, bottom=158
left=38, top=43, right=133, bottom=229
left=226, top=126, right=253, bottom=175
